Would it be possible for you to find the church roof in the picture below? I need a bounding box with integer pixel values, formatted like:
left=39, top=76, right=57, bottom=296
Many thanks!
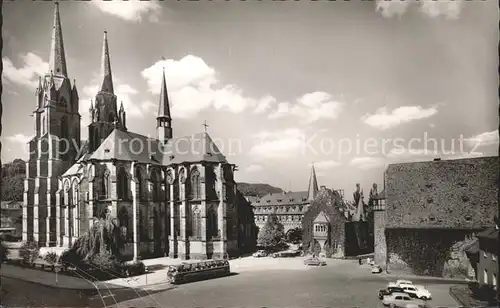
left=89, top=129, right=161, bottom=164
left=307, top=164, right=319, bottom=201
left=87, top=129, right=227, bottom=165
left=161, top=132, right=227, bottom=165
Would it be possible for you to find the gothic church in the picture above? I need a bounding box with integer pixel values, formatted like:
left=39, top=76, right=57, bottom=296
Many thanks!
left=23, top=3, right=257, bottom=261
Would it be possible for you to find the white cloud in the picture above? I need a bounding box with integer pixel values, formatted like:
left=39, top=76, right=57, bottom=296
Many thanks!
left=90, top=1, right=161, bottom=23
left=245, top=164, right=263, bottom=173
left=362, top=105, right=438, bottom=130
left=376, top=0, right=463, bottom=20
left=141, top=55, right=275, bottom=119
left=249, top=128, right=306, bottom=160
left=2, top=53, right=48, bottom=89
left=465, top=130, right=499, bottom=148
left=268, top=91, right=343, bottom=123
left=349, top=156, right=386, bottom=170
left=310, top=160, right=341, bottom=170
left=5, top=133, right=33, bottom=144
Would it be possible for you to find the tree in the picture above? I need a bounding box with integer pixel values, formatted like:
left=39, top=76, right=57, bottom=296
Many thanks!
left=257, top=214, right=285, bottom=249
left=286, top=227, right=303, bottom=244
left=65, top=208, right=125, bottom=263
left=1, top=159, right=26, bottom=201
left=237, top=182, right=283, bottom=198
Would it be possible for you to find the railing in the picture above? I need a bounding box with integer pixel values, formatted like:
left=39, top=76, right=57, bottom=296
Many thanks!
left=167, top=260, right=230, bottom=284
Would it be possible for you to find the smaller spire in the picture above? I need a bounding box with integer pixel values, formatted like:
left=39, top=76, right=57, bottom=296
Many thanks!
left=119, top=101, right=124, bottom=112
left=307, top=163, right=319, bottom=201
left=89, top=99, right=93, bottom=110
left=157, top=65, right=171, bottom=119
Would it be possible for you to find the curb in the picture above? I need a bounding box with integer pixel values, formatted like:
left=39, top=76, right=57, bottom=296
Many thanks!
left=379, top=272, right=470, bottom=284
left=449, top=285, right=466, bottom=307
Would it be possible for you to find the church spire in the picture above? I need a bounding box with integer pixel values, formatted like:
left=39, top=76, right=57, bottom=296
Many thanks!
left=100, top=31, right=114, bottom=94
left=49, top=2, right=68, bottom=77
left=307, top=163, right=319, bottom=201
left=157, top=68, right=171, bottom=119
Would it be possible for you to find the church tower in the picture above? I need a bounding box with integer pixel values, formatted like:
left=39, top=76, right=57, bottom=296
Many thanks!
left=307, top=164, right=319, bottom=201
left=88, top=31, right=125, bottom=152
left=24, top=3, right=81, bottom=246
left=156, top=69, right=173, bottom=144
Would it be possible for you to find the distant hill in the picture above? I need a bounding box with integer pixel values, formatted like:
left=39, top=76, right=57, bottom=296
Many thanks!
left=1, top=159, right=26, bottom=201
left=237, top=182, right=283, bottom=198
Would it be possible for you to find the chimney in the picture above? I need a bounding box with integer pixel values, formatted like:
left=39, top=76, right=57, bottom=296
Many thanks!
left=434, top=158, right=441, bottom=161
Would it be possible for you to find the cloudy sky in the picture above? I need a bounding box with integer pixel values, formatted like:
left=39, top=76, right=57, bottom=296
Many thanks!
left=2, top=0, right=498, bottom=196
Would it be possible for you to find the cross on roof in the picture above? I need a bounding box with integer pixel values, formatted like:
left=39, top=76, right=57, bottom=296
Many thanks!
left=202, top=120, right=209, bottom=133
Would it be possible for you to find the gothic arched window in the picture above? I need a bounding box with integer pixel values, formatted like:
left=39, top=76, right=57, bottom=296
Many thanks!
left=207, top=204, right=219, bottom=238
left=190, top=168, right=201, bottom=200
left=118, top=206, right=129, bottom=240
left=100, top=169, right=110, bottom=199
left=135, top=167, right=144, bottom=200
left=151, top=170, right=160, bottom=202
left=192, top=206, right=202, bottom=238
left=117, top=167, right=128, bottom=200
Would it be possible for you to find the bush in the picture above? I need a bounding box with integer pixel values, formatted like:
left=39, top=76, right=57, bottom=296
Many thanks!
left=122, top=261, right=146, bottom=276
left=19, top=241, right=39, bottom=265
left=44, top=252, right=59, bottom=265
left=90, top=250, right=120, bottom=272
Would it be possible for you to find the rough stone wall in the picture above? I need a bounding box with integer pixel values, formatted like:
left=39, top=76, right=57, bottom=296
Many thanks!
left=385, top=157, right=498, bottom=229
left=374, top=210, right=387, bottom=267
left=386, top=228, right=477, bottom=278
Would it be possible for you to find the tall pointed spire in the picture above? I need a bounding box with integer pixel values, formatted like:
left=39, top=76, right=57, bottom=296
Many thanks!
left=157, top=68, right=171, bottom=119
left=307, top=163, right=319, bottom=201
left=49, top=2, right=68, bottom=77
left=100, top=31, right=114, bottom=94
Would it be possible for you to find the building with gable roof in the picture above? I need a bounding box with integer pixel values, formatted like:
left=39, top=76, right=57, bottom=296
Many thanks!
left=252, top=164, right=329, bottom=234
left=23, top=3, right=257, bottom=261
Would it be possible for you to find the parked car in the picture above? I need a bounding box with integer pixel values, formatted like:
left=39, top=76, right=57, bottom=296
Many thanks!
left=272, top=250, right=301, bottom=258
left=371, top=265, right=382, bottom=273
left=387, top=280, right=414, bottom=289
left=379, top=287, right=407, bottom=300
left=399, top=284, right=432, bottom=300
left=303, top=257, right=326, bottom=266
left=382, top=292, right=427, bottom=308
left=252, top=250, right=268, bottom=258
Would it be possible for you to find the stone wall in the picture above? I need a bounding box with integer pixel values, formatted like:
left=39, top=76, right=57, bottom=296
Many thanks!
left=374, top=210, right=387, bottom=267
left=386, top=228, right=477, bottom=278
left=385, top=157, right=498, bottom=229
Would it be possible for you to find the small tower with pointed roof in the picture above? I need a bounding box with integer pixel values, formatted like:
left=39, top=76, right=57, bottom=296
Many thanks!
left=156, top=68, right=173, bottom=144
left=307, top=164, right=319, bottom=202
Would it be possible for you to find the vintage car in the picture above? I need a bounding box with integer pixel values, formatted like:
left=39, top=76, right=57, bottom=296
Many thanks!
left=252, top=250, right=268, bottom=258
left=166, top=260, right=230, bottom=284
left=271, top=250, right=301, bottom=258
left=382, top=292, right=427, bottom=308
left=303, top=257, right=327, bottom=266
left=378, top=286, right=408, bottom=300
left=371, top=265, right=383, bottom=274
left=399, top=284, right=432, bottom=300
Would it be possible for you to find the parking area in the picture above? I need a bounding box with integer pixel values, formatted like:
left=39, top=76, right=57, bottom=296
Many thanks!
left=115, top=257, right=462, bottom=308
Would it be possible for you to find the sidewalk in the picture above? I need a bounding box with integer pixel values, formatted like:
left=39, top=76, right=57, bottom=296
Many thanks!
left=0, top=264, right=129, bottom=290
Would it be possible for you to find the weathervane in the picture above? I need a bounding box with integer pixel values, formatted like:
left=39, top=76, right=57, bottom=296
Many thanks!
left=202, top=120, right=209, bottom=133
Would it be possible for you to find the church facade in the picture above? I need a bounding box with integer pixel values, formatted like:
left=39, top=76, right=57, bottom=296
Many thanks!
left=22, top=3, right=257, bottom=261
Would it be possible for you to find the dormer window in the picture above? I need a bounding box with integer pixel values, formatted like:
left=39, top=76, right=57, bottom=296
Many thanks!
left=266, top=200, right=271, bottom=203
left=290, top=199, right=294, bottom=202
left=277, top=199, right=282, bottom=202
